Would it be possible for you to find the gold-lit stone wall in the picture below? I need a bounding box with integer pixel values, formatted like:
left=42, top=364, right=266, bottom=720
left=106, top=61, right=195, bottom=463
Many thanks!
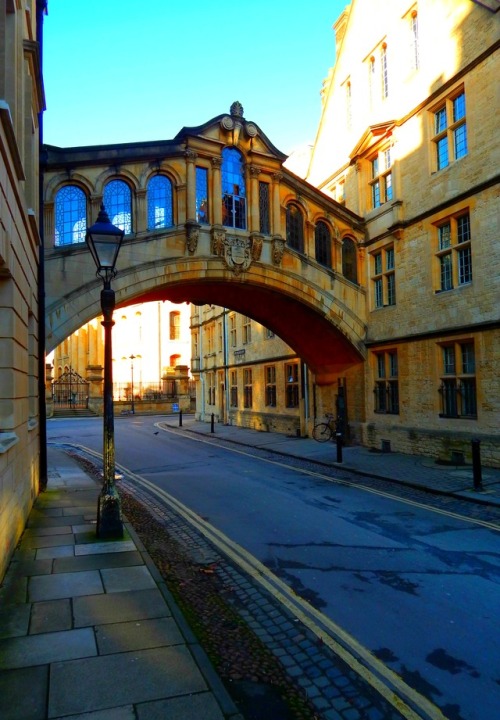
left=307, top=0, right=500, bottom=465
left=0, top=2, right=44, bottom=580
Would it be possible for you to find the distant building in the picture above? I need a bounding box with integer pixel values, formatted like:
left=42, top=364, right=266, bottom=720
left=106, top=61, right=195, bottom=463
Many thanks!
left=191, top=306, right=304, bottom=436
left=49, top=300, right=192, bottom=414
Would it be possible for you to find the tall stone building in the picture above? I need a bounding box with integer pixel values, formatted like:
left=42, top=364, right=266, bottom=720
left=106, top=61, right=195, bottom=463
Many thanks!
left=194, top=0, right=500, bottom=467
left=0, top=1, right=45, bottom=580
left=49, top=300, right=192, bottom=414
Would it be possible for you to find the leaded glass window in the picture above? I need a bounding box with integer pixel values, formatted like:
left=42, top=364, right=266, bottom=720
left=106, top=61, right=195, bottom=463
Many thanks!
left=196, top=167, right=209, bottom=224
left=147, top=175, right=173, bottom=230
left=259, top=182, right=270, bottom=234
left=55, top=185, right=87, bottom=246
left=315, top=221, right=332, bottom=268
left=286, top=204, right=304, bottom=253
left=221, top=148, right=246, bottom=229
left=103, top=180, right=132, bottom=234
left=342, top=237, right=358, bottom=283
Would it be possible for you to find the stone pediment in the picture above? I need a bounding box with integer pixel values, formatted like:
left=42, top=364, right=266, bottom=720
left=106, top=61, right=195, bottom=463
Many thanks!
left=174, top=102, right=288, bottom=161
left=349, top=121, right=396, bottom=162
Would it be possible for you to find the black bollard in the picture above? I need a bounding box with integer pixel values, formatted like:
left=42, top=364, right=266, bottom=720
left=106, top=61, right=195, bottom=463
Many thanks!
left=211, top=413, right=215, bottom=433
left=471, top=439, right=482, bottom=490
left=336, top=432, right=343, bottom=463
left=179, top=409, right=183, bottom=427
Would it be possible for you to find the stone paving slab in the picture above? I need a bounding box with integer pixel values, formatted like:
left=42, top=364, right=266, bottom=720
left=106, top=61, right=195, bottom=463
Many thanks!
left=53, top=550, right=143, bottom=573
left=29, top=569, right=104, bottom=601
left=0, top=627, right=96, bottom=669
left=72, top=587, right=171, bottom=627
left=48, top=646, right=208, bottom=717
left=0, top=665, right=48, bottom=720
left=100, top=565, right=157, bottom=593
left=136, top=691, right=227, bottom=720
left=30, top=598, right=73, bottom=634
left=95, top=616, right=184, bottom=654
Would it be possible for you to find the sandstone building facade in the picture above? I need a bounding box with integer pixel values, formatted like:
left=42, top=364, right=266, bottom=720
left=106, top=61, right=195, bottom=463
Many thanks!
left=194, top=0, right=499, bottom=467
left=0, top=1, right=45, bottom=580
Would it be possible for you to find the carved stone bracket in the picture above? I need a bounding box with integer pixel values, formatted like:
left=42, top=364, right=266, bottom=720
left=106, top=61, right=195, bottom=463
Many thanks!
left=271, top=235, right=286, bottom=266
left=185, top=221, right=201, bottom=254
left=211, top=225, right=226, bottom=256
left=249, top=233, right=263, bottom=261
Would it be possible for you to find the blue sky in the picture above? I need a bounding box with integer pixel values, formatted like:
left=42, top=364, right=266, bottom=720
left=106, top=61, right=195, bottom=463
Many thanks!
left=42, top=1, right=346, bottom=155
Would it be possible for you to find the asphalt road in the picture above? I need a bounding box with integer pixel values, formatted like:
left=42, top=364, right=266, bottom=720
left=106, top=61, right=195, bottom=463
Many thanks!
left=47, top=415, right=500, bottom=720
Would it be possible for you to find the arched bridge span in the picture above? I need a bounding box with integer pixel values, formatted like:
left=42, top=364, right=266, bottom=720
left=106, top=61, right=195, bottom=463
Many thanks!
left=43, top=103, right=368, bottom=385
left=45, top=232, right=367, bottom=385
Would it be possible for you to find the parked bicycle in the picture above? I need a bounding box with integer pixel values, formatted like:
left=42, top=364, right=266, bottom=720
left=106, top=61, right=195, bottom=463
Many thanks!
left=312, top=413, right=338, bottom=443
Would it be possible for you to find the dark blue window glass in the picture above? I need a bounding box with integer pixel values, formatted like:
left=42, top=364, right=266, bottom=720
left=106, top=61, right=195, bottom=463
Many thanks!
left=315, top=221, right=331, bottom=268
left=286, top=204, right=304, bottom=253
left=55, top=185, right=86, bottom=246
left=103, top=180, right=132, bottom=234
left=221, top=148, right=246, bottom=229
left=147, top=175, right=173, bottom=230
left=196, top=167, right=209, bottom=224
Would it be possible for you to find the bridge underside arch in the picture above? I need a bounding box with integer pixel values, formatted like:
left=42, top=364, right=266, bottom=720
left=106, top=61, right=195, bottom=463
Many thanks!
left=127, top=280, right=364, bottom=385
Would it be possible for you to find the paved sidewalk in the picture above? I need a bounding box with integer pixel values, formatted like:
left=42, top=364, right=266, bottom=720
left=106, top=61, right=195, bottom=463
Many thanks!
left=161, top=416, right=500, bottom=508
left=0, top=448, right=242, bottom=720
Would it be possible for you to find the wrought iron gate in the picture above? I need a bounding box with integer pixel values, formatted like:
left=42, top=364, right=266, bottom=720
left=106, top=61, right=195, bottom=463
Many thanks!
left=52, top=369, right=89, bottom=409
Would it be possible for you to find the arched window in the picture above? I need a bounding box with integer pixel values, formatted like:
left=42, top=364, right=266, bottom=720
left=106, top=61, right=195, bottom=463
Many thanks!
left=169, top=310, right=180, bottom=340
left=147, top=175, right=173, bottom=230
left=315, top=221, right=332, bottom=268
left=103, top=180, right=132, bottom=234
left=54, top=185, right=86, bottom=246
left=286, top=204, right=304, bottom=253
left=221, top=147, right=246, bottom=229
left=342, top=237, right=358, bottom=283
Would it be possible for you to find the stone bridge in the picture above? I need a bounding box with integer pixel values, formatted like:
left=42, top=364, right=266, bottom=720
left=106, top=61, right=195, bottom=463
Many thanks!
left=43, top=104, right=367, bottom=385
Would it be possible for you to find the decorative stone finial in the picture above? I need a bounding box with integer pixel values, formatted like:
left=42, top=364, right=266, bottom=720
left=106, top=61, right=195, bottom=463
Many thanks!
left=230, top=101, right=244, bottom=118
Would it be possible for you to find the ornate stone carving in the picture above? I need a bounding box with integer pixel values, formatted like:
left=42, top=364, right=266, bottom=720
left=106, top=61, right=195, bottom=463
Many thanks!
left=211, top=156, right=223, bottom=169
left=220, top=116, right=234, bottom=131
left=248, top=164, right=261, bottom=177
left=211, top=226, right=226, bottom=256
left=250, top=233, right=263, bottom=261
left=230, top=101, right=244, bottom=118
left=184, top=149, right=197, bottom=163
left=246, top=122, right=257, bottom=138
left=185, top=221, right=200, bottom=254
left=272, top=235, right=286, bottom=266
left=222, top=236, right=252, bottom=275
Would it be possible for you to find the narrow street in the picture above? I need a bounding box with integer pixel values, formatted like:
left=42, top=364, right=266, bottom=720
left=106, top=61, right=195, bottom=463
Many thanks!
left=47, top=416, right=500, bottom=720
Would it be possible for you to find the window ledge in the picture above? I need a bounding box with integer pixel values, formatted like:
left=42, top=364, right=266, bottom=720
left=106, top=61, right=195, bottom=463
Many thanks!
left=0, top=432, right=20, bottom=454
left=28, top=418, right=38, bottom=431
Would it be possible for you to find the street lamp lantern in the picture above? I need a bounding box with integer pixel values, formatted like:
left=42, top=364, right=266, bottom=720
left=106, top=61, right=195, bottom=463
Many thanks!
left=86, top=204, right=125, bottom=539
left=86, top=203, right=125, bottom=285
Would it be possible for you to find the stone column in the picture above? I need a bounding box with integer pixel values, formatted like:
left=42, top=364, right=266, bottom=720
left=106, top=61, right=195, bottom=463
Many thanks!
left=44, top=202, right=54, bottom=247
left=136, top=188, right=147, bottom=233
left=272, top=172, right=283, bottom=236
left=185, top=150, right=197, bottom=223
left=211, top=156, right=223, bottom=226
left=248, top=164, right=261, bottom=233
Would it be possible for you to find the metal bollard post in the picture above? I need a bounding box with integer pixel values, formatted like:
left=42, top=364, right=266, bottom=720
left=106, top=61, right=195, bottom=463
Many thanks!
left=336, top=432, right=343, bottom=463
left=211, top=413, right=215, bottom=433
left=471, top=439, right=482, bottom=490
left=179, top=409, right=182, bottom=427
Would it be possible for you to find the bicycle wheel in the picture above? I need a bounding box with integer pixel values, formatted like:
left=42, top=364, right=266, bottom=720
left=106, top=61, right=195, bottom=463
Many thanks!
left=312, top=423, right=332, bottom=443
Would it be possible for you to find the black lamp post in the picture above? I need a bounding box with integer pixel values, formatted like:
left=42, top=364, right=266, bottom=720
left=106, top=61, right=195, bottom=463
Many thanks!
left=86, top=204, right=125, bottom=539
left=129, top=354, right=136, bottom=414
